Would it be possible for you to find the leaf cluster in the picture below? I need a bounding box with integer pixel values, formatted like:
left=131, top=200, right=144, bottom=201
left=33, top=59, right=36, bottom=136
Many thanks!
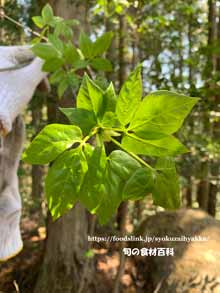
left=23, top=65, right=199, bottom=224
left=31, top=4, right=113, bottom=98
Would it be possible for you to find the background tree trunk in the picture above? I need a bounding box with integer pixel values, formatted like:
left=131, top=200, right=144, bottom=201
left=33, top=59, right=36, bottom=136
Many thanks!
left=34, top=1, right=95, bottom=292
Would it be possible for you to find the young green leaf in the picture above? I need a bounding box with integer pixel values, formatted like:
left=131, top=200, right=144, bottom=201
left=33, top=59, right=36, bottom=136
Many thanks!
left=122, top=133, right=188, bottom=157
left=116, top=65, right=142, bottom=126
left=32, top=16, right=45, bottom=28
left=42, top=57, right=64, bottom=72
left=122, top=168, right=155, bottom=201
left=77, top=74, right=104, bottom=117
left=96, top=150, right=141, bottom=224
left=63, top=43, right=81, bottom=64
left=45, top=148, right=87, bottom=220
left=101, top=112, right=120, bottom=129
left=60, top=108, right=97, bottom=135
left=23, top=124, right=82, bottom=164
left=42, top=4, right=54, bottom=24
left=49, top=69, right=66, bottom=84
left=58, top=78, right=69, bottom=98
left=153, top=157, right=180, bottom=209
left=90, top=58, right=112, bottom=72
left=86, top=74, right=104, bottom=116
left=99, top=82, right=119, bottom=129
left=76, top=75, right=92, bottom=111
left=48, top=34, right=64, bottom=52
left=32, top=43, right=59, bottom=60
left=79, top=32, right=93, bottom=59
left=92, top=32, right=114, bottom=57
left=104, top=82, right=117, bottom=113
left=79, top=146, right=107, bottom=212
left=129, top=90, right=199, bottom=135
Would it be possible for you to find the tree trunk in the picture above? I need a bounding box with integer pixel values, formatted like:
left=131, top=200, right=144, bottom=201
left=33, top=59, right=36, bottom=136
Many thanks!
left=197, top=0, right=217, bottom=212
left=34, top=1, right=95, bottom=292
left=34, top=204, right=90, bottom=293
left=31, top=96, right=43, bottom=202
left=118, top=14, right=126, bottom=88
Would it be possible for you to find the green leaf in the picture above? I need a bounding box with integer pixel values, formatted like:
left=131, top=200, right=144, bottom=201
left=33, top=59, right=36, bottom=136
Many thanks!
left=73, top=59, right=89, bottom=70
left=96, top=150, right=141, bottom=224
left=122, top=133, right=188, bottom=157
left=79, top=146, right=107, bottom=212
left=48, top=34, right=64, bottom=52
left=42, top=4, right=54, bottom=24
left=90, top=58, right=112, bottom=71
left=62, top=25, right=73, bottom=39
left=63, top=43, right=81, bottom=64
left=32, top=16, right=45, bottom=28
left=123, top=168, right=155, bottom=201
left=45, top=148, right=87, bottom=220
left=104, top=82, right=117, bottom=113
left=86, top=74, right=104, bottom=116
left=79, top=32, right=93, bottom=58
left=116, top=65, right=142, bottom=126
left=153, top=157, right=180, bottom=209
left=101, top=83, right=119, bottom=127
left=49, top=69, right=66, bottom=84
left=32, top=43, right=59, bottom=60
left=101, top=112, right=120, bottom=128
left=77, top=74, right=104, bottom=117
left=129, top=90, right=199, bottom=135
left=42, top=58, right=64, bottom=72
left=58, top=78, right=69, bottom=98
left=92, top=32, right=114, bottom=57
left=60, top=108, right=97, bottom=135
left=54, top=22, right=66, bottom=37
left=76, top=75, right=92, bottom=111
left=23, top=124, right=82, bottom=164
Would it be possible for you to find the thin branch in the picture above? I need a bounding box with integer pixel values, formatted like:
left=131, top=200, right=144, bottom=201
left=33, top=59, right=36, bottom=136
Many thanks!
left=2, top=12, right=47, bottom=41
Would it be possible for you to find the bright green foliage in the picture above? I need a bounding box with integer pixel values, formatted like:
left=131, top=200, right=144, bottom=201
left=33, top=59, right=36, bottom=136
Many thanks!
left=45, top=148, right=87, bottom=220
left=129, top=91, right=198, bottom=136
left=24, top=61, right=198, bottom=223
left=79, top=146, right=107, bottom=212
left=96, top=151, right=142, bottom=224
left=116, top=65, right=142, bottom=126
left=60, top=108, right=96, bottom=136
left=153, top=157, right=180, bottom=209
left=23, top=124, right=82, bottom=164
left=123, top=168, right=155, bottom=201
left=122, top=133, right=188, bottom=157
left=31, top=4, right=113, bottom=98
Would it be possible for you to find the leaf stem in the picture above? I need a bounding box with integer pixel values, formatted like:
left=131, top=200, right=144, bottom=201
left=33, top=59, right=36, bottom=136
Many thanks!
left=80, top=127, right=98, bottom=147
left=103, top=127, right=124, bottom=133
left=110, top=137, right=154, bottom=171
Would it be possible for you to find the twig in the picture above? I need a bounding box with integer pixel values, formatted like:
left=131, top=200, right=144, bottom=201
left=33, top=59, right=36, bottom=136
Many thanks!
left=13, top=280, right=20, bottom=293
left=153, top=274, right=169, bottom=293
left=110, top=137, right=154, bottom=171
left=1, top=10, right=47, bottom=41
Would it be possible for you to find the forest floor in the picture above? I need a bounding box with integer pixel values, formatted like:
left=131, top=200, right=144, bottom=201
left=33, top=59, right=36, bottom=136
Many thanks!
left=0, top=214, right=152, bottom=293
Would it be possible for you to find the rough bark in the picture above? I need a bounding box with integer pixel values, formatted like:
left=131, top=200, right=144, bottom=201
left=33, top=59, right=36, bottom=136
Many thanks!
left=31, top=96, right=43, bottom=202
left=197, top=0, right=217, bottom=212
left=118, top=14, right=126, bottom=88
left=34, top=2, right=95, bottom=292
left=34, top=204, right=90, bottom=293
